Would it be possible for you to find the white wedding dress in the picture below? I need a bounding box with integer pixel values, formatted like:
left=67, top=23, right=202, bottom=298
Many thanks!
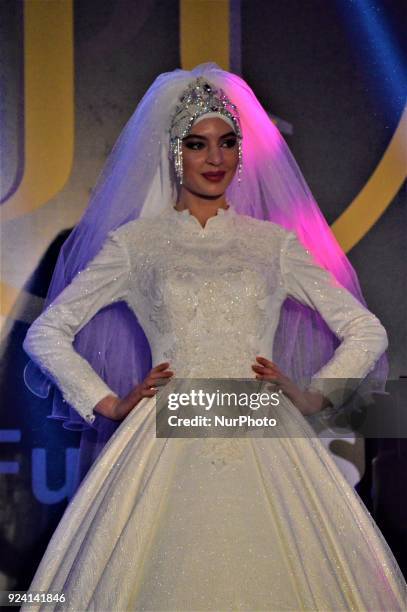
left=22, top=205, right=407, bottom=611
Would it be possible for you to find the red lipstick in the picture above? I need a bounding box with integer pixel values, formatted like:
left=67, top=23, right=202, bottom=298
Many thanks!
left=202, top=171, right=226, bottom=182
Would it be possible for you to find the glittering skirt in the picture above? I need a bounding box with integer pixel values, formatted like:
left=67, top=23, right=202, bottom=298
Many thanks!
left=22, top=394, right=407, bottom=611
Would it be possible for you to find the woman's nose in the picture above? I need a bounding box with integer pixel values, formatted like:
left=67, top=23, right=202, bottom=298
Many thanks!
left=206, top=145, right=223, bottom=165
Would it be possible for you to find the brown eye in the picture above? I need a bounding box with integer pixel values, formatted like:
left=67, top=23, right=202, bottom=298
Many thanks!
left=184, top=141, right=205, bottom=150
left=221, top=137, right=237, bottom=148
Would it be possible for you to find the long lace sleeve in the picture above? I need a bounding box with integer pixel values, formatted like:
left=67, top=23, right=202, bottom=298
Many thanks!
left=280, top=231, right=388, bottom=408
left=23, top=229, right=131, bottom=424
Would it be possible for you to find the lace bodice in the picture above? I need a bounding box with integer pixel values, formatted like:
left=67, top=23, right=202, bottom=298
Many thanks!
left=23, top=205, right=388, bottom=424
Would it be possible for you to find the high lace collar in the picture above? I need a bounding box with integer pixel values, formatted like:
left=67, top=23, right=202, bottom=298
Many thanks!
left=168, top=203, right=236, bottom=232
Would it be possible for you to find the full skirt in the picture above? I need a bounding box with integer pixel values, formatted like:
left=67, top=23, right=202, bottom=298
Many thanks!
left=22, top=393, right=407, bottom=611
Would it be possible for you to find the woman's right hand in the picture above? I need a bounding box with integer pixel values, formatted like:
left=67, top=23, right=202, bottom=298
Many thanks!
left=94, top=362, right=174, bottom=421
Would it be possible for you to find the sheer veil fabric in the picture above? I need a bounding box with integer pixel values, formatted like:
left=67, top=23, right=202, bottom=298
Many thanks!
left=20, top=63, right=407, bottom=612
left=24, top=63, right=387, bottom=435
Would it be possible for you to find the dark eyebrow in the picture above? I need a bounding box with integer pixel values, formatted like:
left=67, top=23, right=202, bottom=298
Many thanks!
left=183, top=131, right=236, bottom=141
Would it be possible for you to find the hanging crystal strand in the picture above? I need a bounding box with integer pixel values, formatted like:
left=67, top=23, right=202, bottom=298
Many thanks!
left=176, top=137, right=183, bottom=185
left=237, top=138, right=243, bottom=185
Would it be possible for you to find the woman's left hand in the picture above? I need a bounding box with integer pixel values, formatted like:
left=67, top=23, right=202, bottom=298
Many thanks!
left=251, top=356, right=332, bottom=416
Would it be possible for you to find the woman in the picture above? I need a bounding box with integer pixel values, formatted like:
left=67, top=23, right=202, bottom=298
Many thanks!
left=22, top=64, right=406, bottom=610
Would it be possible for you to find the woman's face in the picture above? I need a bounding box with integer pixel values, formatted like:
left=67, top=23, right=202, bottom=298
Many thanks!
left=180, top=117, right=239, bottom=198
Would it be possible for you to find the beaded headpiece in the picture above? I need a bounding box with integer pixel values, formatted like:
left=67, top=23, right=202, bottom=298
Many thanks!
left=169, top=77, right=243, bottom=184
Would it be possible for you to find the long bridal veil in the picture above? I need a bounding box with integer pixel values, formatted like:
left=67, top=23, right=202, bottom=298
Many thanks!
left=24, top=63, right=388, bottom=437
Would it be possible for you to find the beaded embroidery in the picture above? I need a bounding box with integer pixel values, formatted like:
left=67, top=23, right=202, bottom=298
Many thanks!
left=23, top=208, right=388, bottom=425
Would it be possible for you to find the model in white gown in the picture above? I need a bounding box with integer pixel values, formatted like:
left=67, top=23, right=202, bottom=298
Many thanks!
left=22, top=204, right=407, bottom=611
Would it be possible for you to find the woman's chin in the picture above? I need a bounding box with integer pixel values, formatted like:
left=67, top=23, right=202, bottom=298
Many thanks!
left=184, top=184, right=227, bottom=200
left=200, top=177, right=234, bottom=197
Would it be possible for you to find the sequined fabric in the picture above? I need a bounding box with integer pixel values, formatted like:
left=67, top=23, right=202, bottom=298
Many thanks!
left=24, top=203, right=387, bottom=424
left=22, top=205, right=406, bottom=611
